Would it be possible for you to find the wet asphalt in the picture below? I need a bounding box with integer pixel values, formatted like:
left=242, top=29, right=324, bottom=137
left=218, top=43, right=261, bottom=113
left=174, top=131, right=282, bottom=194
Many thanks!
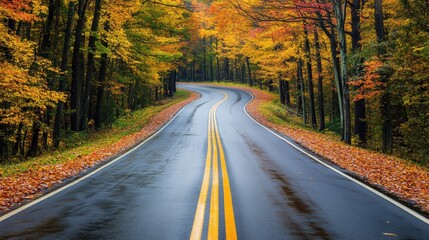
left=0, top=84, right=428, bottom=240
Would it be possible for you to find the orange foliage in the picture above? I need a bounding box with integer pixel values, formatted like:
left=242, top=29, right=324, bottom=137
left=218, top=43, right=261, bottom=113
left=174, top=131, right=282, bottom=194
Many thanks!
left=213, top=84, right=429, bottom=213
left=0, top=0, right=37, bottom=22
left=351, top=57, right=385, bottom=101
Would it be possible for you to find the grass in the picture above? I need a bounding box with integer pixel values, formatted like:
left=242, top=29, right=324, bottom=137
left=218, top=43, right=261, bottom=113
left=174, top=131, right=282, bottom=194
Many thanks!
left=0, top=90, right=191, bottom=178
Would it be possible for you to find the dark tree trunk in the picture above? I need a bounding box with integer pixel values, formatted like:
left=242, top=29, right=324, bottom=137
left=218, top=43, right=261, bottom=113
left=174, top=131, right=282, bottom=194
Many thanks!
left=40, top=0, right=56, bottom=58
left=81, top=0, right=102, bottom=131
left=375, top=0, right=392, bottom=152
left=27, top=114, right=43, bottom=157
left=279, top=79, right=291, bottom=106
left=304, top=26, right=317, bottom=129
left=246, top=57, right=253, bottom=87
left=203, top=36, right=207, bottom=81
left=39, top=0, right=60, bottom=149
left=314, top=30, right=325, bottom=131
left=241, top=62, right=245, bottom=84
left=12, top=123, right=23, bottom=156
left=280, top=80, right=286, bottom=105
left=298, top=59, right=307, bottom=123
left=296, top=62, right=303, bottom=114
left=224, top=58, right=229, bottom=81
left=284, top=80, right=290, bottom=106
left=7, top=19, right=16, bottom=33
left=53, top=1, right=74, bottom=147
left=70, top=0, right=88, bottom=131
left=94, top=21, right=110, bottom=130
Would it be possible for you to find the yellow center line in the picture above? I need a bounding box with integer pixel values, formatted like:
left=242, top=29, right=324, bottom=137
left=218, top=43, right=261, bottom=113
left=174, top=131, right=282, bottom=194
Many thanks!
left=208, top=116, right=219, bottom=240
left=190, top=107, right=214, bottom=240
left=190, top=92, right=235, bottom=240
left=214, top=104, right=237, bottom=240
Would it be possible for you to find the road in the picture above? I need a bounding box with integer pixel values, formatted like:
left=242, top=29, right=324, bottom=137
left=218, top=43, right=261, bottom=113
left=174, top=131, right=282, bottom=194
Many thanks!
left=0, top=84, right=428, bottom=239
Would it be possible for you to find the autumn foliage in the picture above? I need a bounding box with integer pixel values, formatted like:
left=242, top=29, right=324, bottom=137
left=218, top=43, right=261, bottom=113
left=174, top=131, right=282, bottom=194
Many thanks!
left=183, top=0, right=429, bottom=164
left=0, top=92, right=198, bottom=212
left=220, top=84, right=429, bottom=213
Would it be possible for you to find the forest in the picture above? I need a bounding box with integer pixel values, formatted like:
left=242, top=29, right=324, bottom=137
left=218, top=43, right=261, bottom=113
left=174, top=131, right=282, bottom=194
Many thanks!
left=1, top=0, right=429, bottom=165
left=0, top=0, right=187, bottom=160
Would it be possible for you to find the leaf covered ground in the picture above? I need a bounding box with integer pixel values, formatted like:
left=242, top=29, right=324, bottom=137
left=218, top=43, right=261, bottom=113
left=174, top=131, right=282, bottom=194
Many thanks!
left=223, top=83, right=429, bottom=214
left=0, top=91, right=199, bottom=213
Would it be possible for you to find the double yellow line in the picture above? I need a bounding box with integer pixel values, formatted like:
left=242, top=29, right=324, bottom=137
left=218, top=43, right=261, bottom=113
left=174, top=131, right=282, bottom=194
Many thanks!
left=190, top=92, right=237, bottom=240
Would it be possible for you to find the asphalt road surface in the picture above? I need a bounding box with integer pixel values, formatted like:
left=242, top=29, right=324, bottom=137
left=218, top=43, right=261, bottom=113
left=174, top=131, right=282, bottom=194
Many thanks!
left=0, top=84, right=428, bottom=240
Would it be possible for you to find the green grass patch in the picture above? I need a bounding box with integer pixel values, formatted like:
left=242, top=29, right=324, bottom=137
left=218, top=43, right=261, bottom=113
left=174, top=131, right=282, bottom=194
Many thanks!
left=0, top=90, right=191, bottom=178
left=259, top=99, right=308, bottom=129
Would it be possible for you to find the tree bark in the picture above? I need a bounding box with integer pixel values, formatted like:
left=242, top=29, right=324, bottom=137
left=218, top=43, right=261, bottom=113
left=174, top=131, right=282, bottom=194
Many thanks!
left=53, top=1, right=74, bottom=147
left=70, top=0, right=88, bottom=131
left=332, top=0, right=352, bottom=143
left=375, top=0, right=392, bottom=152
left=203, top=36, right=207, bottom=81
left=94, top=21, right=110, bottom=130
left=304, top=26, right=317, bottom=129
left=314, top=29, right=325, bottom=131
left=246, top=57, right=253, bottom=87
left=318, top=12, right=344, bottom=133
left=81, top=0, right=102, bottom=131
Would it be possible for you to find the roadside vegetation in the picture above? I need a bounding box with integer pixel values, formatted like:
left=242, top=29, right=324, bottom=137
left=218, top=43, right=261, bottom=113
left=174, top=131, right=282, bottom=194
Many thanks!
left=200, top=82, right=429, bottom=214
left=0, top=90, right=197, bottom=212
left=0, top=90, right=191, bottom=178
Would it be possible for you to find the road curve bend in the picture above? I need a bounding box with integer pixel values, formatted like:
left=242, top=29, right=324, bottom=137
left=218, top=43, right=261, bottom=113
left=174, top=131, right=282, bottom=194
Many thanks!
left=0, top=84, right=428, bottom=239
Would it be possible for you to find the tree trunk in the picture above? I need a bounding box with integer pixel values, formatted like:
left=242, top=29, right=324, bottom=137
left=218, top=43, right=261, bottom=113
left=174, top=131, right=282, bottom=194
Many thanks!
left=40, top=0, right=61, bottom=149
left=203, top=36, right=207, bottom=81
left=298, top=59, right=307, bottom=124
left=319, top=12, right=344, bottom=134
left=94, top=21, right=110, bottom=130
left=296, top=63, right=302, bottom=114
left=314, top=29, right=325, bottom=131
left=333, top=0, right=352, bottom=144
left=12, top=123, right=23, bottom=156
left=224, top=58, right=229, bottom=81
left=27, top=114, right=43, bottom=157
left=375, top=0, right=392, bottom=152
left=53, top=1, right=74, bottom=147
left=284, top=80, right=291, bottom=106
left=70, top=0, right=88, bottom=131
left=280, top=80, right=286, bottom=105
left=246, top=57, right=253, bottom=87
left=80, top=0, right=102, bottom=131
left=304, top=26, right=317, bottom=129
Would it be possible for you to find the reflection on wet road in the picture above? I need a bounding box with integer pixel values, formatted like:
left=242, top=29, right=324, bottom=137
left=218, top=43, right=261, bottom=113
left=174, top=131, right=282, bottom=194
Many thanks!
left=0, top=84, right=428, bottom=239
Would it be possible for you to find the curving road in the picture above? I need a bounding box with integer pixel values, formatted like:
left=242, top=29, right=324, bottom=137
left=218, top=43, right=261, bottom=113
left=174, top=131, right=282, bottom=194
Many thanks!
left=0, top=84, right=428, bottom=239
